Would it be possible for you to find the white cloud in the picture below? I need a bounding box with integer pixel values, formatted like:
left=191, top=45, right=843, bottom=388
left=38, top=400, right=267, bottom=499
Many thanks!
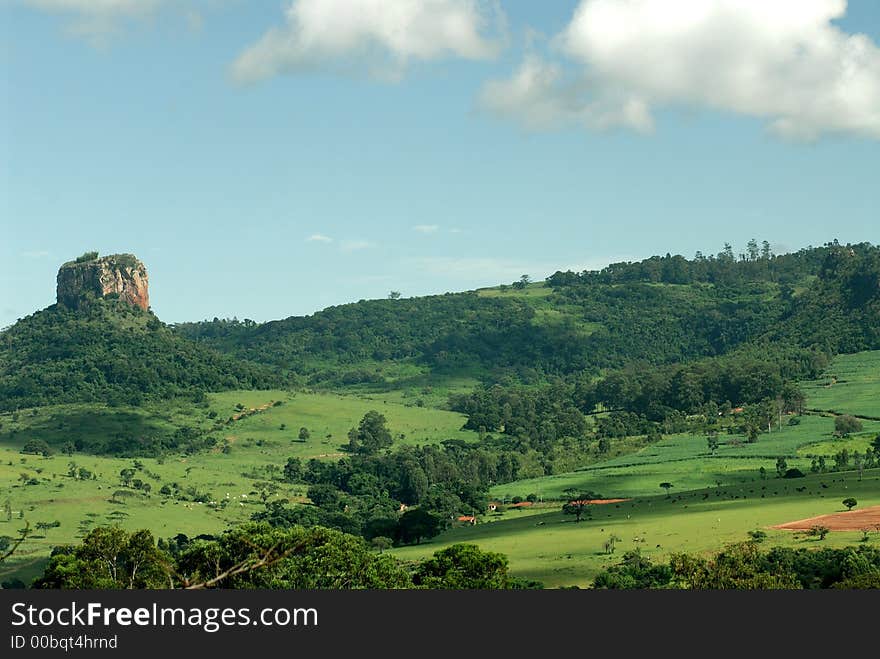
left=480, top=0, right=880, bottom=140
left=413, top=224, right=440, bottom=234
left=340, top=239, right=376, bottom=252
left=306, top=233, right=333, bottom=243
left=231, top=0, right=505, bottom=83
left=479, top=53, right=653, bottom=132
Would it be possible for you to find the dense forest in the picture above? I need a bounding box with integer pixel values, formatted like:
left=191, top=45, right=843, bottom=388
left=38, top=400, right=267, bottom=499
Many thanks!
left=0, top=298, right=280, bottom=412
left=23, top=523, right=880, bottom=590
left=175, top=240, right=880, bottom=387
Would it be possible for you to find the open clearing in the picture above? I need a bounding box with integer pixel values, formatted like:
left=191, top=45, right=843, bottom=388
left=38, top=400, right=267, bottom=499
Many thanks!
left=772, top=504, right=880, bottom=532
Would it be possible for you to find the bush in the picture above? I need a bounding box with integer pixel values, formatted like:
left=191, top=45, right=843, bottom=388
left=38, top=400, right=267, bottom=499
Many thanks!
left=74, top=251, right=99, bottom=263
left=21, top=439, right=53, bottom=457
left=835, top=415, right=863, bottom=436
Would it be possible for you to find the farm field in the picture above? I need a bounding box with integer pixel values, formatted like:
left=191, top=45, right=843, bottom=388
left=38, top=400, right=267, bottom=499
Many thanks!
left=490, top=414, right=880, bottom=500
left=394, top=470, right=880, bottom=588
left=3, top=351, right=880, bottom=588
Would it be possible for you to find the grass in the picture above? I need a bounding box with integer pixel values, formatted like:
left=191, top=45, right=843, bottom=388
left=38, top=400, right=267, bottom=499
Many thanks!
left=4, top=349, right=880, bottom=588
left=491, top=415, right=880, bottom=501
left=476, top=282, right=554, bottom=298
left=801, top=350, right=880, bottom=418
left=393, top=470, right=880, bottom=588
left=0, top=390, right=479, bottom=583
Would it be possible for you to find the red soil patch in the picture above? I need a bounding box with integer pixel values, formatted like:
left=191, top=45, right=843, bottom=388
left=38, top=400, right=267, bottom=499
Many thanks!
left=772, top=505, right=880, bottom=532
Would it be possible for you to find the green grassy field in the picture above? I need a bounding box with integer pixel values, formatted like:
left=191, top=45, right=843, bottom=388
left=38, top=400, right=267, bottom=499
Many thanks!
left=394, top=470, right=880, bottom=588
left=490, top=414, right=880, bottom=501
left=801, top=350, right=880, bottom=418
left=391, top=351, right=880, bottom=586
left=0, top=390, right=478, bottom=584
left=3, top=350, right=879, bottom=588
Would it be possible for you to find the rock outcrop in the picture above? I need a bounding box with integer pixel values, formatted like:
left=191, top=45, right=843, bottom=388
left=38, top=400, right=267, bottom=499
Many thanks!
left=56, top=253, right=150, bottom=311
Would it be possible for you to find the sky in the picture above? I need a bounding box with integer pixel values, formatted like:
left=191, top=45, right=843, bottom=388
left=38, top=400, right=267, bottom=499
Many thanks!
left=2, top=0, right=879, bottom=328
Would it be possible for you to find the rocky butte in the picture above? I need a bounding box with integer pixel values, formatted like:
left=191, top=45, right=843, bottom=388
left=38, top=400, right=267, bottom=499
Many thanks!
left=56, top=252, right=150, bottom=311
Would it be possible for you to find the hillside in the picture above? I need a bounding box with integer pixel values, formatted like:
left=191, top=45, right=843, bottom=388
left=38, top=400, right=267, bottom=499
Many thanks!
left=0, top=299, right=280, bottom=412
left=173, top=241, right=872, bottom=392
left=3, top=240, right=880, bottom=588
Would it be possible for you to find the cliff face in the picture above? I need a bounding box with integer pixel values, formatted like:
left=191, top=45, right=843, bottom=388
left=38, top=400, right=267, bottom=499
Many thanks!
left=56, top=253, right=150, bottom=311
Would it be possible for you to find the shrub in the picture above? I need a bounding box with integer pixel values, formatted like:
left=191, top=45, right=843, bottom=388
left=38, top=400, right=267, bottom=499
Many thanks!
left=835, top=415, right=863, bottom=436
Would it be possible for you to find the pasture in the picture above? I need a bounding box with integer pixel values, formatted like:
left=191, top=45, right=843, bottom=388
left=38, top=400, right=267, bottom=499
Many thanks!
left=395, top=470, right=880, bottom=588
left=0, top=390, right=478, bottom=583
left=800, top=350, right=880, bottom=418
left=490, top=414, right=880, bottom=501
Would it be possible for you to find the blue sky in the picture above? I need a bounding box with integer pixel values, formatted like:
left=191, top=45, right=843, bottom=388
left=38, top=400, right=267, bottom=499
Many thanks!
left=2, top=0, right=879, bottom=328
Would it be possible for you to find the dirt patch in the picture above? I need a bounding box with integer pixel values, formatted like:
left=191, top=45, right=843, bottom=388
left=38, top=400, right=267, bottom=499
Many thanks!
left=230, top=401, right=276, bottom=421
left=772, top=505, right=880, bottom=532
left=568, top=498, right=632, bottom=505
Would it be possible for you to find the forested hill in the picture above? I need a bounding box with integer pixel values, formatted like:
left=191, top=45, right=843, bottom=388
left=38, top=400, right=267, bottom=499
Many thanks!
left=0, top=298, right=280, bottom=411
left=173, top=241, right=880, bottom=387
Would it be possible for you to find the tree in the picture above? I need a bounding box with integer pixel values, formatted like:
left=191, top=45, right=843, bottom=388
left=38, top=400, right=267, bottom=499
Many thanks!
left=413, top=543, right=512, bottom=589
left=174, top=523, right=412, bottom=589
left=307, top=484, right=344, bottom=511
left=512, top=274, right=531, bottom=290
left=370, top=536, right=393, bottom=553
left=747, top=530, right=767, bottom=544
left=348, top=411, right=393, bottom=455
left=562, top=488, right=601, bottom=523
left=808, top=525, right=830, bottom=541
left=603, top=534, right=622, bottom=555
left=669, top=542, right=801, bottom=589
left=659, top=482, right=674, bottom=498
left=775, top=457, right=788, bottom=478
left=298, top=427, right=310, bottom=441
left=283, top=457, right=302, bottom=483
left=396, top=508, right=442, bottom=545
left=34, top=526, right=170, bottom=589
left=854, top=452, right=864, bottom=481
left=843, top=497, right=858, bottom=511
left=746, top=239, right=760, bottom=262
left=0, top=523, right=30, bottom=566
left=21, top=439, right=53, bottom=457
left=706, top=434, right=719, bottom=454
left=388, top=291, right=401, bottom=300
left=119, top=468, right=136, bottom=487
left=835, top=415, right=863, bottom=437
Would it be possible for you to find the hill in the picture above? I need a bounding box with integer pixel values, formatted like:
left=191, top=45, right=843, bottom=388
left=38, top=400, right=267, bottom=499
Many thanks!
left=0, top=299, right=280, bottom=412
left=174, top=241, right=869, bottom=391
